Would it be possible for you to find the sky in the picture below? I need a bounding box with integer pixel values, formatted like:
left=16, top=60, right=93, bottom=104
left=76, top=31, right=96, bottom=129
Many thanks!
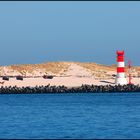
left=0, top=1, right=140, bottom=66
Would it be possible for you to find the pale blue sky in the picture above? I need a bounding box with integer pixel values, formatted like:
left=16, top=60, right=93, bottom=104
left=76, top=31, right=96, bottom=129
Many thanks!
left=0, top=2, right=140, bottom=66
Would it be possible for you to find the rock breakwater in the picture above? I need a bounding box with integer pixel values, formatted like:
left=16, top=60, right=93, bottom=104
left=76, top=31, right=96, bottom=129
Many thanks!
left=0, top=84, right=140, bottom=94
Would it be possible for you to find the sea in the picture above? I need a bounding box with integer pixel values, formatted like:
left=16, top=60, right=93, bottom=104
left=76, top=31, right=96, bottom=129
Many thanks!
left=0, top=93, right=140, bottom=139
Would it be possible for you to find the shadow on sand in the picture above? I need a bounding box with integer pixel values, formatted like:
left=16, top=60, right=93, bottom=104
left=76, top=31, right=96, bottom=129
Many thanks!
left=100, top=80, right=115, bottom=84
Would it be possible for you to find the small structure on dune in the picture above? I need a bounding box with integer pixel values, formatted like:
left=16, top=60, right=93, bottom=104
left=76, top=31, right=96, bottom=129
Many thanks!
left=1, top=66, right=9, bottom=81
left=43, top=75, right=53, bottom=79
left=2, top=76, right=9, bottom=81
left=16, top=76, right=23, bottom=81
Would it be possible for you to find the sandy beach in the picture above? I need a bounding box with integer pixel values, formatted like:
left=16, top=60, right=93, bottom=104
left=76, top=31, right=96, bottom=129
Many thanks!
left=0, top=76, right=139, bottom=88
left=0, top=77, right=113, bottom=88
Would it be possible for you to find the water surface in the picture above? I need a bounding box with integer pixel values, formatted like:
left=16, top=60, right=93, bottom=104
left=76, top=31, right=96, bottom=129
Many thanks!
left=0, top=93, right=140, bottom=139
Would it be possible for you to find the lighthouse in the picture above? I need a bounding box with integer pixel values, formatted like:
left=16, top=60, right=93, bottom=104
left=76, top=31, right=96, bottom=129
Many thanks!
left=115, top=50, right=127, bottom=85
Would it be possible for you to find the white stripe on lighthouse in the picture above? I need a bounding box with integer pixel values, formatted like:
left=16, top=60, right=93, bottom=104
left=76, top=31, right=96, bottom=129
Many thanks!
left=117, top=73, right=126, bottom=78
left=117, top=62, right=125, bottom=67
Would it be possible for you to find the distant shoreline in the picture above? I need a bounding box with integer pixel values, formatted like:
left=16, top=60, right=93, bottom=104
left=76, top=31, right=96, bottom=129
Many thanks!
left=0, top=62, right=139, bottom=91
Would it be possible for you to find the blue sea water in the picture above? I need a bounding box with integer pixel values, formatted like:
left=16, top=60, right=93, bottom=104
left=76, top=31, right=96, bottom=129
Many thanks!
left=0, top=93, right=140, bottom=139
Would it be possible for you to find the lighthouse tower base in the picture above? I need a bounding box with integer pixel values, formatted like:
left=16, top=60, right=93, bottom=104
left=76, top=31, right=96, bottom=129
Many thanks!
left=115, top=78, right=127, bottom=85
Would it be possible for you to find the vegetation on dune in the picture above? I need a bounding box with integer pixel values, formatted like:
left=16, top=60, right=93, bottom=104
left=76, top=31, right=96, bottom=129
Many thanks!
left=8, top=62, right=70, bottom=75
left=76, top=62, right=116, bottom=71
left=75, top=62, right=116, bottom=79
left=0, top=61, right=140, bottom=78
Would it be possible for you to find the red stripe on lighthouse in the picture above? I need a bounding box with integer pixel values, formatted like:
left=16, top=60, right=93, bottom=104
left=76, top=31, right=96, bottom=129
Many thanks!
left=117, top=56, right=124, bottom=62
left=117, top=67, right=125, bottom=73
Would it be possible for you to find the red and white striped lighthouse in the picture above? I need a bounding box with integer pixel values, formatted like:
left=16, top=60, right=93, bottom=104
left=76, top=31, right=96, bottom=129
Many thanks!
left=115, top=50, right=127, bottom=85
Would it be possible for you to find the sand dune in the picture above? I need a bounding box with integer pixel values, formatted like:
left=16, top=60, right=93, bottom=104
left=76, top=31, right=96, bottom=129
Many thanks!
left=0, top=62, right=139, bottom=87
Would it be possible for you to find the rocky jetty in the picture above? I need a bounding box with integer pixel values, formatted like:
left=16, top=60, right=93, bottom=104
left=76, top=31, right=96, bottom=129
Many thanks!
left=0, top=84, right=139, bottom=94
